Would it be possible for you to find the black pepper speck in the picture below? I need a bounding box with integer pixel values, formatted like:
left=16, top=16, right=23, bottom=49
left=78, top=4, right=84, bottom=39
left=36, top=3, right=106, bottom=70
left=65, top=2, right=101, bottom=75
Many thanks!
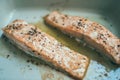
left=38, top=32, right=41, bottom=34
left=117, top=45, right=120, bottom=47
left=116, top=53, right=118, bottom=55
left=78, top=21, right=82, bottom=27
left=27, top=60, right=30, bottom=63
left=104, top=73, right=108, bottom=77
left=52, top=50, right=54, bottom=52
left=36, top=62, right=39, bottom=65
left=6, top=55, right=10, bottom=58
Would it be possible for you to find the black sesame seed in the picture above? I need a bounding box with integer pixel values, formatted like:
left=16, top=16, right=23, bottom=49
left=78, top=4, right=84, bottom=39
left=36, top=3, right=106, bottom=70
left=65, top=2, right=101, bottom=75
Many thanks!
left=38, top=32, right=41, bottom=34
left=107, top=34, right=110, bottom=37
left=13, top=26, right=15, bottom=29
left=103, top=41, right=106, bottom=44
left=83, top=57, right=86, bottom=60
left=78, top=22, right=82, bottom=27
left=52, top=50, right=54, bottom=52
left=6, top=55, right=10, bottom=58
left=117, top=45, right=120, bottom=47
left=32, top=50, right=36, bottom=53
left=64, top=15, right=68, bottom=17
left=100, top=34, right=104, bottom=37
left=84, top=19, right=87, bottom=21
left=36, top=62, right=39, bottom=65
left=31, top=28, right=34, bottom=30
left=77, top=63, right=80, bottom=65
left=104, top=73, right=108, bottom=77
left=79, top=19, right=82, bottom=21
left=32, top=28, right=37, bottom=33
left=28, top=31, right=34, bottom=35
left=27, top=60, right=30, bottom=63
left=13, top=24, right=15, bottom=27
left=34, top=29, right=37, bottom=33
left=16, top=27, right=18, bottom=30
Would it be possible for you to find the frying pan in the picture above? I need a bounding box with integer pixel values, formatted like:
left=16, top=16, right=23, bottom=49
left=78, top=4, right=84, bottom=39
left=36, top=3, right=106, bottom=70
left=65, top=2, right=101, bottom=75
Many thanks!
left=0, top=0, right=120, bottom=80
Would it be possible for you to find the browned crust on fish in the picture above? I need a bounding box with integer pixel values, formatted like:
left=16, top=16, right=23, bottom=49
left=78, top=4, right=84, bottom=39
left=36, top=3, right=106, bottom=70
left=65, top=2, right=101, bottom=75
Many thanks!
left=2, top=19, right=90, bottom=80
left=44, top=11, right=120, bottom=64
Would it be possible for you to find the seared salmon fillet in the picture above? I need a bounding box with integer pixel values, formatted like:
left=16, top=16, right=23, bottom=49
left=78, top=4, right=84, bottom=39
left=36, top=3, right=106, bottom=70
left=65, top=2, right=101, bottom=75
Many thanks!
left=2, top=20, right=90, bottom=80
left=44, top=11, right=120, bottom=65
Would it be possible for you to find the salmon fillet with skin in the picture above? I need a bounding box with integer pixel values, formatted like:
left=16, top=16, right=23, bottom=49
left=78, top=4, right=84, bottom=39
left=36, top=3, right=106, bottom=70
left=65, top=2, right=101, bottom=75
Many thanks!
left=44, top=11, right=120, bottom=65
left=2, top=20, right=90, bottom=80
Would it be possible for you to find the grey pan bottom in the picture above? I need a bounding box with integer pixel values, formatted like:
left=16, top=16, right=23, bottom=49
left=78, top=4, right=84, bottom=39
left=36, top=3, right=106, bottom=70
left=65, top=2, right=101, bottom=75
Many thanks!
left=0, top=0, right=120, bottom=80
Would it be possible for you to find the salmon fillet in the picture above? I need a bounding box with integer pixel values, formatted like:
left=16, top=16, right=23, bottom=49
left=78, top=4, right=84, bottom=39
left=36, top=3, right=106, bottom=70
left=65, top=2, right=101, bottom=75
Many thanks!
left=44, top=11, right=120, bottom=65
left=2, top=19, right=90, bottom=80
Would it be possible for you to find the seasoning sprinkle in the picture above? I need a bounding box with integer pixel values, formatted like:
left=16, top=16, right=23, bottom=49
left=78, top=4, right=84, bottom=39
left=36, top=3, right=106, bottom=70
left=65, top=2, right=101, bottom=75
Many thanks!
left=64, top=14, right=68, bottom=18
left=52, top=50, right=54, bottom=52
left=38, top=32, right=41, bottom=34
left=28, top=37, right=31, bottom=40
left=32, top=50, right=36, bottom=53
left=116, top=53, right=118, bottom=55
left=104, top=73, right=108, bottom=77
left=117, top=45, right=120, bottom=47
left=28, top=31, right=34, bottom=35
left=27, top=60, right=30, bottom=63
left=6, top=55, right=10, bottom=58
left=78, top=21, right=82, bottom=27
